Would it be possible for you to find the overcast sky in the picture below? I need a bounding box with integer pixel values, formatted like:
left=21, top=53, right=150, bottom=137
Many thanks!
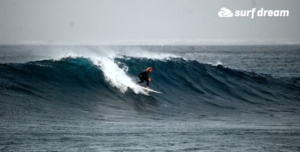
left=0, top=0, right=299, bottom=45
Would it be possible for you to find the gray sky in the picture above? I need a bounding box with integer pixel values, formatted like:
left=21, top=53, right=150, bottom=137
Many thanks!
left=0, top=0, right=300, bottom=45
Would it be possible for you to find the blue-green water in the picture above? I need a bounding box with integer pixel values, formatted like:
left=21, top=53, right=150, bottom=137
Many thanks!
left=1, top=45, right=300, bottom=151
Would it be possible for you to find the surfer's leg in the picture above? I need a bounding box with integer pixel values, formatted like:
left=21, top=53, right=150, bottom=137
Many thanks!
left=136, top=78, right=144, bottom=84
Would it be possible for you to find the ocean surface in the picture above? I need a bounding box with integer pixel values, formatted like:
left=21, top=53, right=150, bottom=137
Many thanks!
left=0, top=45, right=300, bottom=151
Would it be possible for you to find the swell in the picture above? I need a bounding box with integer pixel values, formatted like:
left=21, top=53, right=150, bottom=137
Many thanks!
left=0, top=57, right=299, bottom=114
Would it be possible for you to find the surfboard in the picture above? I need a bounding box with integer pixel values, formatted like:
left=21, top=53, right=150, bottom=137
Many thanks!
left=141, top=87, right=162, bottom=93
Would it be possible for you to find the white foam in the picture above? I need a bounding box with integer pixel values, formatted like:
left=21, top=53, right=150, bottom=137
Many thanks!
left=213, top=61, right=223, bottom=66
left=206, top=61, right=223, bottom=67
left=90, top=56, right=144, bottom=94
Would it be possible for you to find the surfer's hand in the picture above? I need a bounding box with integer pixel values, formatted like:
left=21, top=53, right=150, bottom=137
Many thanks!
left=148, top=78, right=151, bottom=82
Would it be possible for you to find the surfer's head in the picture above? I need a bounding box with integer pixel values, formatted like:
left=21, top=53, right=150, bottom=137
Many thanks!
left=146, top=67, right=153, bottom=73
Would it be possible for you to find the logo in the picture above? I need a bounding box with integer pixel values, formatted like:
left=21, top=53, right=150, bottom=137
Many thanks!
left=218, top=7, right=289, bottom=19
left=218, top=7, right=233, bottom=17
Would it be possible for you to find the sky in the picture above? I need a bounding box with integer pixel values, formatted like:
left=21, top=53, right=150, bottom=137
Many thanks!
left=0, top=0, right=300, bottom=45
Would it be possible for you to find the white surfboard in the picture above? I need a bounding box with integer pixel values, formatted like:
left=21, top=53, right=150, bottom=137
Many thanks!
left=141, top=87, right=162, bottom=93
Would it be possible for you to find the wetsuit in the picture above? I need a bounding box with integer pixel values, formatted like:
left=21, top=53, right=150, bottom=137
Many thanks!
left=137, top=70, right=150, bottom=87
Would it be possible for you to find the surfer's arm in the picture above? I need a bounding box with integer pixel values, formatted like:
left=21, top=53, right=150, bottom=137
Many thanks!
left=138, top=71, right=148, bottom=78
left=138, top=71, right=145, bottom=77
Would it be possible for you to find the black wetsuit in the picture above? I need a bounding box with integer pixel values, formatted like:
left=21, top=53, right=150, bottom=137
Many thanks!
left=137, top=70, right=150, bottom=86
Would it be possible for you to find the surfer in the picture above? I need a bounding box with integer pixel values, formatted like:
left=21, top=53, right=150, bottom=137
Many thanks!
left=137, top=67, right=153, bottom=88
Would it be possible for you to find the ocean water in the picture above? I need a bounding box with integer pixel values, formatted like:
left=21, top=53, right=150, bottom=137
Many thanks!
left=0, top=45, right=300, bottom=151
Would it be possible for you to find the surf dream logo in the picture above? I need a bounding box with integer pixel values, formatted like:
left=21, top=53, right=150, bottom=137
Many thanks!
left=218, top=7, right=289, bottom=19
left=218, top=7, right=233, bottom=17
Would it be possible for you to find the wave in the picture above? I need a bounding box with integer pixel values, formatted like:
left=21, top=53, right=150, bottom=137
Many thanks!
left=1, top=56, right=300, bottom=115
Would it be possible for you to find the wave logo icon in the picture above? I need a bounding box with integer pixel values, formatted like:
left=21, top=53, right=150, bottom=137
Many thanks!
left=218, top=7, right=233, bottom=17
